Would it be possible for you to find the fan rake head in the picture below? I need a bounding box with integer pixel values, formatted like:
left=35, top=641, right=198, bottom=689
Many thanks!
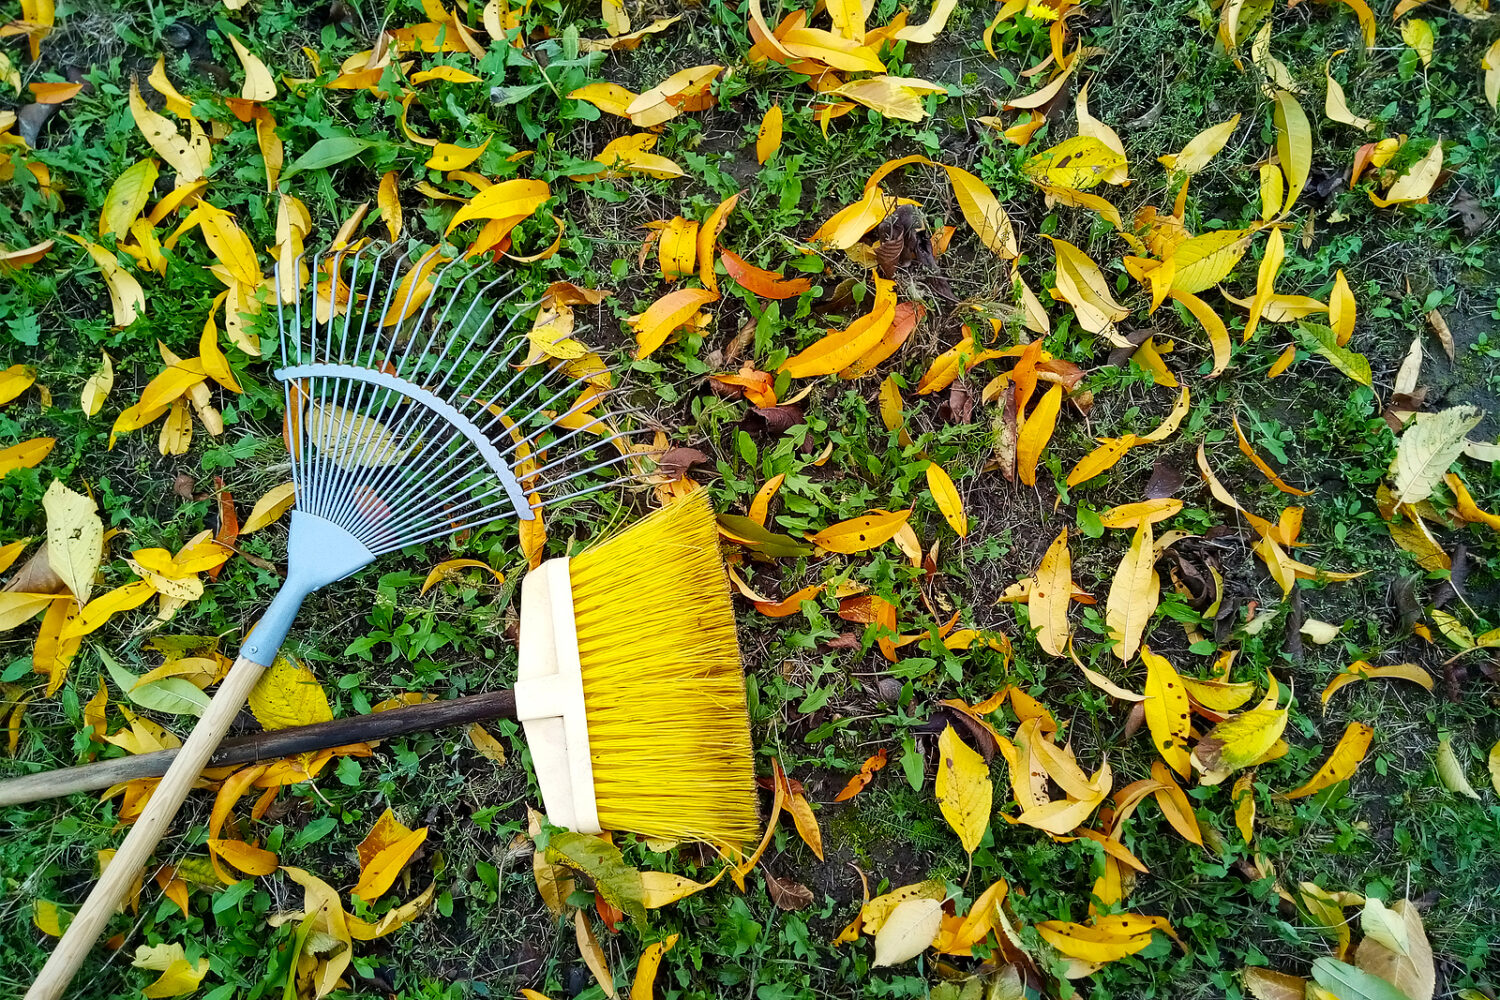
left=274, top=246, right=638, bottom=559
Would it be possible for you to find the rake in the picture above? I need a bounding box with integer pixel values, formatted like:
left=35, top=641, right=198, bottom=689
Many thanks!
left=29, top=246, right=638, bottom=1000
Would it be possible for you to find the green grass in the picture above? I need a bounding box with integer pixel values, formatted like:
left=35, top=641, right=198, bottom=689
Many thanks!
left=3, top=0, right=1500, bottom=998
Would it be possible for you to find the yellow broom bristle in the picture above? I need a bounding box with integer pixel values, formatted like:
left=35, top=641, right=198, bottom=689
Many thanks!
left=568, top=490, right=760, bottom=845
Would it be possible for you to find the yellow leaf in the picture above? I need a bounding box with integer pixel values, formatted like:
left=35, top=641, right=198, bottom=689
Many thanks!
left=582, top=133, right=686, bottom=180
left=873, top=896, right=943, bottom=967
left=1016, top=383, right=1063, bottom=487
left=697, top=192, right=739, bottom=294
left=926, top=461, right=967, bottom=537
left=68, top=237, right=146, bottom=327
left=892, top=0, right=960, bottom=41
left=1435, top=735, right=1480, bottom=799
left=247, top=653, right=333, bottom=730
left=100, top=159, right=158, bottom=240
left=1150, top=760, right=1203, bottom=845
left=209, top=838, right=279, bottom=876
left=1371, top=141, right=1444, bottom=207
left=640, top=870, right=720, bottom=909
left=1196, top=442, right=1286, bottom=543
left=807, top=509, right=912, bottom=554
left=0, top=437, right=55, bottom=477
left=655, top=216, right=699, bottom=281
left=420, top=558, right=503, bottom=594
left=1139, top=384, right=1191, bottom=444
left=1104, top=521, right=1158, bottom=663
left=1066, top=434, right=1138, bottom=487
left=1283, top=722, right=1373, bottom=798
left=1242, top=226, right=1285, bottom=343
left=426, top=137, right=490, bottom=171
left=576, top=908, right=619, bottom=999
left=0, top=363, right=37, bottom=405
left=1233, top=772, right=1256, bottom=843
left=831, top=75, right=946, bottom=122
left=410, top=65, right=483, bottom=84
left=862, top=879, right=946, bottom=933
left=1023, top=135, right=1124, bottom=191
left=56, top=580, right=153, bottom=640
left=944, top=164, right=1017, bottom=258
left=1168, top=229, right=1251, bottom=295
left=1045, top=235, right=1127, bottom=339
left=1037, top=918, right=1155, bottom=963
left=631, top=934, right=680, bottom=1000
left=228, top=33, right=275, bottom=101
left=1273, top=92, right=1312, bottom=214
left=1325, top=51, right=1373, bottom=132
left=786, top=789, right=824, bottom=859
left=33, top=899, right=66, bottom=936
left=195, top=203, right=263, bottom=287
left=935, top=725, right=991, bottom=854
left=1490, top=739, right=1500, bottom=796
left=826, top=0, right=867, bottom=40
left=1099, top=499, right=1181, bottom=529
left=626, top=64, right=722, bottom=127
left=629, top=288, right=719, bottom=360
left=347, top=881, right=437, bottom=941
left=132, top=942, right=210, bottom=998
left=756, top=104, right=783, bottom=163
left=1158, top=114, right=1240, bottom=174
left=780, top=277, right=897, bottom=377
left=810, top=184, right=891, bottom=250
left=128, top=80, right=208, bottom=182
left=1194, top=703, right=1289, bottom=785
left=602, top=0, right=630, bottom=35
left=569, top=82, right=638, bottom=117
left=748, top=473, right=785, bottom=526
left=241, top=481, right=295, bottom=533
left=1167, top=288, right=1231, bottom=377
left=378, top=171, right=402, bottom=241
left=1142, top=646, right=1190, bottom=777
left=1485, top=37, right=1500, bottom=111
left=355, top=809, right=430, bottom=901
left=1014, top=760, right=1110, bottom=834
left=781, top=26, right=886, bottom=72
left=1075, top=81, right=1129, bottom=185
left=444, top=177, right=550, bottom=235
left=1400, top=18, right=1434, bottom=65
left=43, top=479, right=102, bottom=604
left=77, top=351, right=113, bottom=417
left=1029, top=529, right=1071, bottom=657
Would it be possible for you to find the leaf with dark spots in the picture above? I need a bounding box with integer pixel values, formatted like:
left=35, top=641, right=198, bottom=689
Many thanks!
left=746, top=405, right=803, bottom=434
left=656, top=447, right=712, bottom=480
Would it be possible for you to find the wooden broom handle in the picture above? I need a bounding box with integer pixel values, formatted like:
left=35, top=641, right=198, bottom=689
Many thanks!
left=0, top=689, right=519, bottom=807
left=27, top=654, right=267, bottom=1000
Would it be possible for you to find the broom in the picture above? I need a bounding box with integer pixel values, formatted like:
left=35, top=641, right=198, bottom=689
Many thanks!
left=27, top=247, right=637, bottom=1000
left=516, top=489, right=760, bottom=845
left=5, top=493, right=762, bottom=845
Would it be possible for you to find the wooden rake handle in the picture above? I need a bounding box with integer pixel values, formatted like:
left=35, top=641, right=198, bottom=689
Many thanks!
left=27, top=654, right=267, bottom=1000
left=1, top=689, right=519, bottom=808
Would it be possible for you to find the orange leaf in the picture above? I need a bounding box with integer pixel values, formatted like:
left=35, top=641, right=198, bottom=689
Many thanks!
left=720, top=249, right=812, bottom=299
left=834, top=748, right=888, bottom=801
left=1233, top=415, right=1313, bottom=496
left=807, top=509, right=912, bottom=554
left=1016, top=383, right=1063, bottom=486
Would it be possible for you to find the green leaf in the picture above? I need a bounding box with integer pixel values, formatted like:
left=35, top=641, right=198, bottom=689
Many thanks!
left=102, top=650, right=210, bottom=717
left=1311, top=958, right=1415, bottom=1000
left=715, top=514, right=816, bottom=557
left=490, top=83, right=546, bottom=106
left=283, top=137, right=376, bottom=179
left=1295, top=322, right=1372, bottom=386
left=545, top=830, right=647, bottom=924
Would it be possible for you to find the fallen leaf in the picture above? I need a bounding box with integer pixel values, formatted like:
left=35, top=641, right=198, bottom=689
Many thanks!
left=1389, top=405, right=1484, bottom=506
left=807, top=509, right=912, bottom=554
left=1371, top=141, right=1443, bottom=207
left=926, top=462, right=967, bottom=537
left=1029, top=529, right=1071, bottom=657
left=630, top=288, right=719, bottom=360
left=835, top=748, right=888, bottom=801
left=1283, top=722, right=1373, bottom=798
left=1142, top=646, right=1191, bottom=777
left=1159, top=114, right=1240, bottom=174
left=630, top=933, right=679, bottom=1000
left=1435, top=734, right=1480, bottom=799
left=935, top=725, right=991, bottom=854
left=355, top=809, right=429, bottom=902
left=1355, top=898, right=1434, bottom=1000
left=1104, top=521, right=1158, bottom=663
left=873, top=896, right=943, bottom=967
left=757, top=104, right=783, bottom=163
left=248, top=654, right=332, bottom=730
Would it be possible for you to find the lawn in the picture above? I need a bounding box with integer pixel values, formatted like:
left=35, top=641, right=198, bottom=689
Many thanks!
left=2, top=0, right=1499, bottom=999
